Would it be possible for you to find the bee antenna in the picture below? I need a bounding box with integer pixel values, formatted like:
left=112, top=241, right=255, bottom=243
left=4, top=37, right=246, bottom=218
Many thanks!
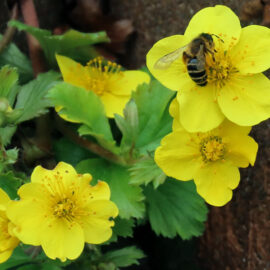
left=211, top=34, right=224, bottom=43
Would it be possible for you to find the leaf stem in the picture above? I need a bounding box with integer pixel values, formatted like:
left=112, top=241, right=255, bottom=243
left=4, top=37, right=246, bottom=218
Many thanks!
left=0, top=3, right=19, bottom=54
left=54, top=115, right=126, bottom=166
left=19, top=0, right=46, bottom=75
left=20, top=0, right=51, bottom=156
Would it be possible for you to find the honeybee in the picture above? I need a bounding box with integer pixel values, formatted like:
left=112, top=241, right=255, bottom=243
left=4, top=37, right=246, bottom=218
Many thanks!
left=154, top=33, right=220, bottom=86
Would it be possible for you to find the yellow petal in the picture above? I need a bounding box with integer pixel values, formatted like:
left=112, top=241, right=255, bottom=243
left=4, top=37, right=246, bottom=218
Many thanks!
left=0, top=233, right=19, bottom=253
left=154, top=131, right=201, bottom=180
left=218, top=73, right=270, bottom=126
left=184, top=5, right=241, bottom=50
left=56, top=54, right=88, bottom=89
left=194, top=162, right=240, bottom=207
left=225, top=134, right=258, bottom=167
left=177, top=85, right=225, bottom=132
left=231, top=25, right=270, bottom=74
left=81, top=200, right=118, bottom=244
left=108, top=71, right=150, bottom=96
left=100, top=92, right=130, bottom=118
left=17, top=182, right=49, bottom=201
left=89, top=181, right=111, bottom=201
left=217, top=119, right=251, bottom=136
left=7, top=199, right=46, bottom=245
left=169, top=98, right=184, bottom=131
left=41, top=219, right=84, bottom=261
left=146, top=35, right=191, bottom=91
left=31, top=162, right=78, bottom=186
left=0, top=249, right=13, bottom=263
left=0, top=189, right=10, bottom=208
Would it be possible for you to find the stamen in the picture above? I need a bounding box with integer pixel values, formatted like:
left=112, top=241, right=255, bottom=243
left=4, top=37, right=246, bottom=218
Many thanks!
left=85, top=57, right=124, bottom=95
left=206, top=36, right=239, bottom=88
left=200, top=135, right=226, bottom=162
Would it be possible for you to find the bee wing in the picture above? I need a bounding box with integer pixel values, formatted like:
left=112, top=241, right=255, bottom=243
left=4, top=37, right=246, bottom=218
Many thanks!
left=154, top=46, right=186, bottom=70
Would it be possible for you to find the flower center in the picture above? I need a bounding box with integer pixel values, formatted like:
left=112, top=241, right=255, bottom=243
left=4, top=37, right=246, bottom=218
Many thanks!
left=86, top=57, right=123, bottom=95
left=200, top=136, right=225, bottom=162
left=206, top=36, right=238, bottom=88
left=53, top=197, right=75, bottom=221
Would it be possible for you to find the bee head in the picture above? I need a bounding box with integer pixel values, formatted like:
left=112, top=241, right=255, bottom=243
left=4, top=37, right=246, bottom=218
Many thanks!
left=200, top=33, right=214, bottom=48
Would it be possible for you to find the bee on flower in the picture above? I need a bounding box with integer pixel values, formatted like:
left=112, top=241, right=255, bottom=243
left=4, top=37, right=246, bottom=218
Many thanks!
left=154, top=99, right=258, bottom=206
left=0, top=189, right=19, bottom=263
left=56, top=55, right=150, bottom=118
left=147, top=5, right=270, bottom=132
left=6, top=162, right=118, bottom=262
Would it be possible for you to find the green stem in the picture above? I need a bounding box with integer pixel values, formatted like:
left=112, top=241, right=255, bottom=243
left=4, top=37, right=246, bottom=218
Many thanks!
left=54, top=116, right=126, bottom=166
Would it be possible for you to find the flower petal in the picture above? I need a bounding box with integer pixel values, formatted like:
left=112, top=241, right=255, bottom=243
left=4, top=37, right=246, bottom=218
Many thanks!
left=184, top=5, right=241, bottom=49
left=231, top=25, right=270, bottom=74
left=82, top=200, right=118, bottom=244
left=56, top=54, right=88, bottom=89
left=218, top=73, right=270, bottom=126
left=0, top=189, right=10, bottom=208
left=177, top=86, right=225, bottom=132
left=155, top=131, right=201, bottom=180
left=214, top=120, right=257, bottom=167
left=0, top=249, right=13, bottom=263
left=89, top=181, right=111, bottom=201
left=7, top=199, right=46, bottom=245
left=108, top=71, right=150, bottom=96
left=169, top=98, right=184, bottom=131
left=100, top=92, right=130, bottom=117
left=194, top=162, right=240, bottom=206
left=41, top=219, right=84, bottom=261
left=31, top=162, right=79, bottom=186
left=146, top=35, right=191, bottom=91
left=225, top=134, right=258, bottom=167
left=217, top=119, right=251, bottom=136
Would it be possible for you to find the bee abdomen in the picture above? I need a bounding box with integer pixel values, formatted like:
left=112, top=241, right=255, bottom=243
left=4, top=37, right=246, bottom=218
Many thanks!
left=187, top=61, right=207, bottom=87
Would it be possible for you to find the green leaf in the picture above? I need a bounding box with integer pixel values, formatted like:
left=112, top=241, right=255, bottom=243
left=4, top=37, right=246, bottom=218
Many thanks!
left=129, top=156, right=166, bottom=188
left=48, top=82, right=117, bottom=152
left=0, top=125, right=16, bottom=146
left=5, top=148, right=18, bottom=165
left=109, top=217, right=134, bottom=243
left=40, top=262, right=62, bottom=270
left=0, top=34, right=33, bottom=84
left=9, top=20, right=110, bottom=67
left=15, top=71, right=60, bottom=123
left=134, top=81, right=174, bottom=153
left=103, top=246, right=145, bottom=267
left=0, top=171, right=21, bottom=199
left=17, top=265, right=40, bottom=270
left=76, top=158, right=145, bottom=219
left=53, top=137, right=96, bottom=166
left=144, top=179, right=208, bottom=239
left=114, top=99, right=139, bottom=153
left=0, top=66, right=18, bottom=105
left=116, top=80, right=175, bottom=156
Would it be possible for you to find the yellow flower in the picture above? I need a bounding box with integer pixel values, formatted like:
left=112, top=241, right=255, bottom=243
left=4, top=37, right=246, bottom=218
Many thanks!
left=7, top=162, right=118, bottom=262
left=147, top=5, right=270, bottom=132
left=56, top=55, right=150, bottom=118
left=155, top=99, right=258, bottom=206
left=0, top=189, right=19, bottom=263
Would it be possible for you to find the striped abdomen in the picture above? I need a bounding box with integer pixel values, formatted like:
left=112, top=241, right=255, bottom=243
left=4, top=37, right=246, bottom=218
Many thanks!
left=187, top=58, right=207, bottom=86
